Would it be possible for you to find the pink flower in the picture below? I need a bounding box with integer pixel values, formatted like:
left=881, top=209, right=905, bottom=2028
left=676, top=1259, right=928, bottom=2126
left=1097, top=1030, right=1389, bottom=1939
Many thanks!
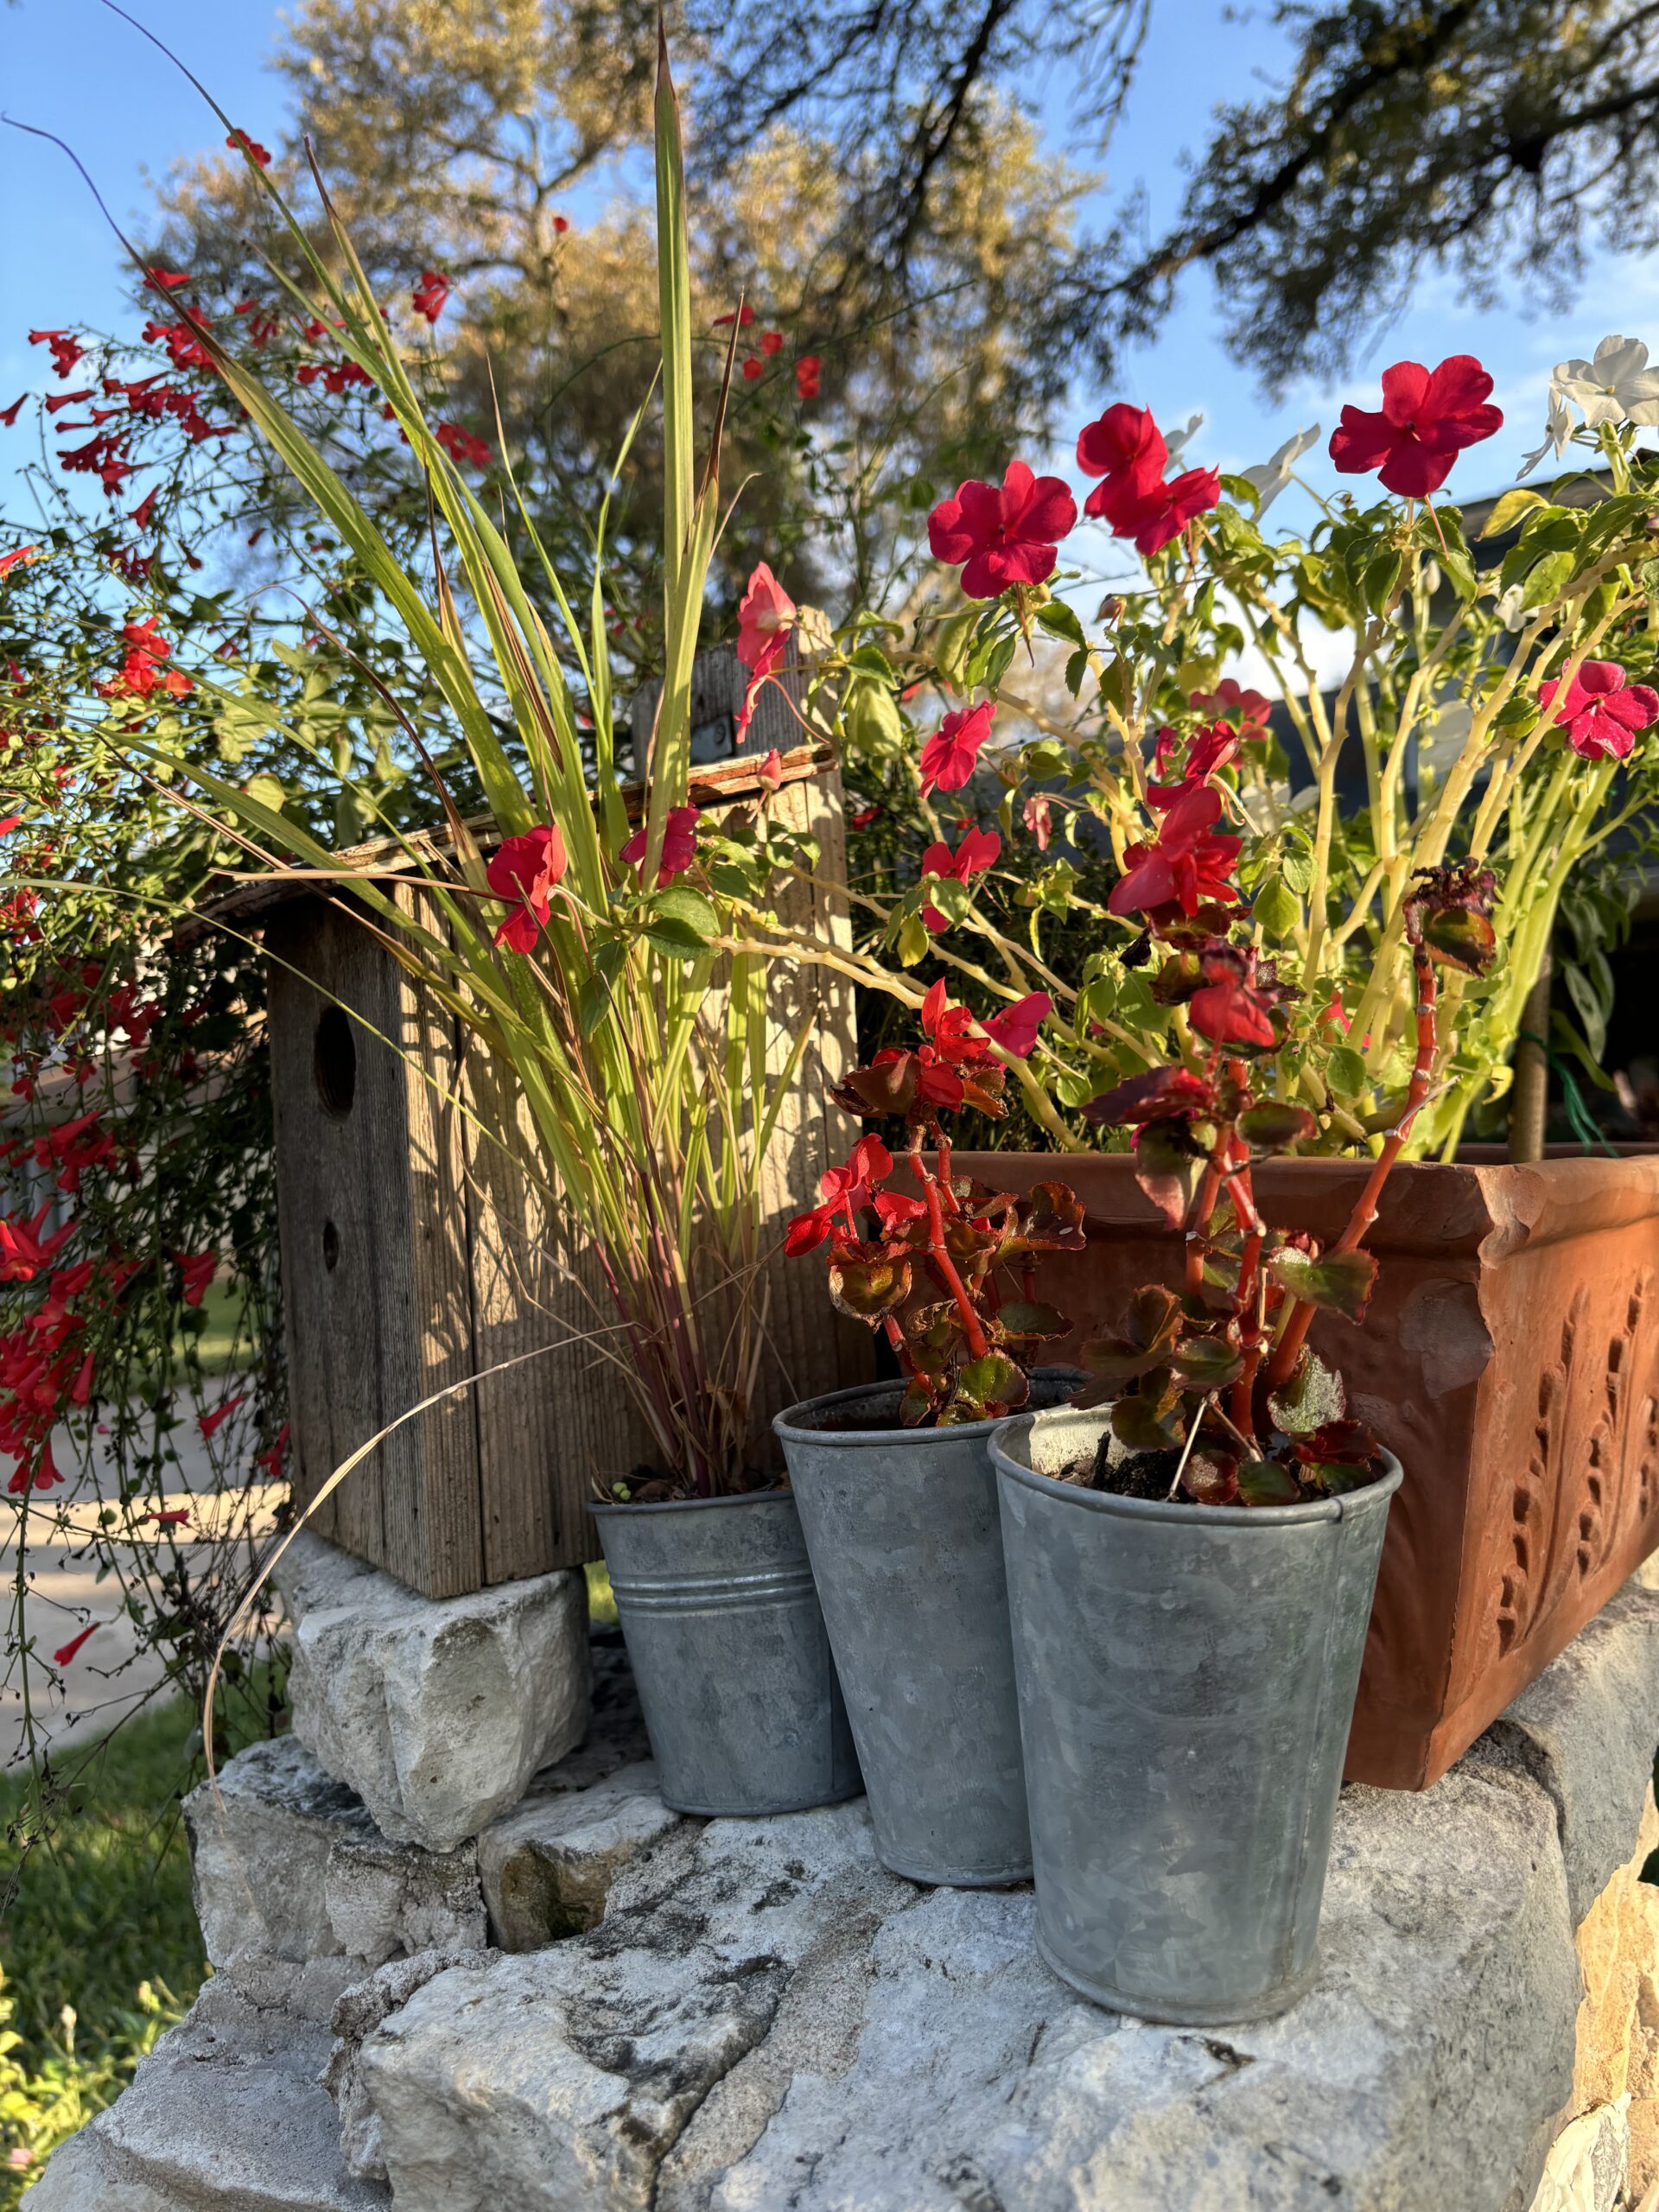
left=486, top=824, right=568, bottom=952
left=927, top=461, right=1077, bottom=599
left=1329, top=357, right=1502, bottom=498
left=620, top=806, right=700, bottom=887
left=735, top=561, right=796, bottom=735
left=1538, top=659, right=1659, bottom=762
left=920, top=823, right=1000, bottom=931
left=1022, top=793, right=1052, bottom=849
left=919, top=701, right=994, bottom=797
left=758, top=747, right=784, bottom=792
left=979, top=991, right=1052, bottom=1058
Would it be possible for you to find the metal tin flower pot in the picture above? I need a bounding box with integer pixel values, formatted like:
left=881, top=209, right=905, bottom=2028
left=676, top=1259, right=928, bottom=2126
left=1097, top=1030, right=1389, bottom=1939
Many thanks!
left=588, top=1488, right=860, bottom=1817
left=773, top=1371, right=1081, bottom=1886
left=991, top=1405, right=1402, bottom=2024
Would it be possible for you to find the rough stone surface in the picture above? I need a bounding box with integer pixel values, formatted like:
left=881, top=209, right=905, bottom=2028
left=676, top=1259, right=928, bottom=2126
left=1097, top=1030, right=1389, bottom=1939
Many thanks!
left=23, top=1979, right=388, bottom=2211
left=275, top=1529, right=592, bottom=1852
left=1527, top=2099, right=1630, bottom=2212
left=184, top=1734, right=486, bottom=1980
left=1484, top=1581, right=1659, bottom=1923
left=322, top=1946, right=490, bottom=2183
left=478, top=1758, right=682, bottom=1948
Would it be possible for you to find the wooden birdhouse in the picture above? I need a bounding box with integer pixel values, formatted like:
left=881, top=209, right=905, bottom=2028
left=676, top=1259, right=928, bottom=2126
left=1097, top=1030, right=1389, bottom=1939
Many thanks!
left=219, top=650, right=871, bottom=1599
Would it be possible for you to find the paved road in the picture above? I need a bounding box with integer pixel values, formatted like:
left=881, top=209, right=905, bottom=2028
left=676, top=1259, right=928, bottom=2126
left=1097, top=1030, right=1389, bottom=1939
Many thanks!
left=2, top=1408, right=283, bottom=1772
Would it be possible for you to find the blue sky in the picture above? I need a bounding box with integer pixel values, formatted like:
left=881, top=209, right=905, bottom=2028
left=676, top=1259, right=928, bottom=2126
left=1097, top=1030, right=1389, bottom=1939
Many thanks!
left=1, top=0, right=1652, bottom=530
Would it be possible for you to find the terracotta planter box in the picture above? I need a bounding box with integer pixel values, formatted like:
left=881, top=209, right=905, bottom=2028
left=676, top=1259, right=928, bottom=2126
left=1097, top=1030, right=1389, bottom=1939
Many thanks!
left=952, top=1150, right=1659, bottom=1789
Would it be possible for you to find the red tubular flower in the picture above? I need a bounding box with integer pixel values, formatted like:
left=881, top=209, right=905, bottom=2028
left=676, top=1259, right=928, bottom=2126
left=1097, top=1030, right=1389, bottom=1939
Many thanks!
left=795, top=355, right=821, bottom=401
left=0, top=396, right=25, bottom=428
left=52, top=1623, right=98, bottom=1667
left=741, top=359, right=764, bottom=382
left=29, top=331, right=84, bottom=378
left=919, top=701, right=994, bottom=798
left=147, top=1509, right=190, bottom=1529
left=174, top=1251, right=218, bottom=1307
left=1108, top=783, right=1242, bottom=919
left=0, top=547, right=37, bottom=581
left=412, top=271, right=450, bottom=324
left=734, top=561, right=797, bottom=735
left=850, top=804, right=881, bottom=830
left=979, top=991, right=1052, bottom=1058
left=254, top=1422, right=290, bottom=1478
left=920, top=824, right=1001, bottom=931
left=927, top=461, right=1077, bottom=599
left=620, top=806, right=700, bottom=888
left=435, top=422, right=490, bottom=468
left=487, top=824, right=568, bottom=951
left=1328, top=356, right=1502, bottom=497
left=1539, top=659, right=1659, bottom=762
left=760, top=331, right=784, bottom=357
left=553, top=214, right=569, bottom=235
left=198, top=1392, right=247, bottom=1442
left=226, top=130, right=272, bottom=167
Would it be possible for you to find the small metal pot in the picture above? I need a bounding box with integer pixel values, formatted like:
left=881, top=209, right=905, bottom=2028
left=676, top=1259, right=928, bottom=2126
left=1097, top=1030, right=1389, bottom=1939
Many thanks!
left=588, top=1488, right=860, bottom=1817
left=991, top=1405, right=1402, bottom=2024
left=774, top=1372, right=1080, bottom=1886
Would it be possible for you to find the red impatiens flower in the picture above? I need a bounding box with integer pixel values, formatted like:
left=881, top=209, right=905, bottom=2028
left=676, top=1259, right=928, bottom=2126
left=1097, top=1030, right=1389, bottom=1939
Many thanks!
left=734, top=561, right=796, bottom=735
left=1539, top=659, right=1659, bottom=762
left=52, top=1623, right=99, bottom=1668
left=487, top=824, right=568, bottom=951
left=1108, top=782, right=1241, bottom=919
left=1329, top=356, right=1502, bottom=498
left=1188, top=944, right=1289, bottom=1051
left=795, top=355, right=821, bottom=402
left=785, top=1134, right=893, bottom=1255
left=226, top=129, right=272, bottom=167
left=979, top=991, right=1052, bottom=1058
left=412, top=271, right=450, bottom=324
left=1191, top=677, right=1272, bottom=736
left=919, top=700, right=994, bottom=798
left=927, top=461, right=1077, bottom=600
left=1149, top=720, right=1241, bottom=807
left=29, top=330, right=84, bottom=378
left=1076, top=402, right=1220, bottom=555
left=620, top=806, right=700, bottom=887
left=1077, top=403, right=1166, bottom=493
left=920, top=823, right=1001, bottom=932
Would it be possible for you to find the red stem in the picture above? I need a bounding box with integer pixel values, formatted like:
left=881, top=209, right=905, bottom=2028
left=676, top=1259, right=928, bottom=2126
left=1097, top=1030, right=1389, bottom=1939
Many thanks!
left=910, top=1135, right=989, bottom=1360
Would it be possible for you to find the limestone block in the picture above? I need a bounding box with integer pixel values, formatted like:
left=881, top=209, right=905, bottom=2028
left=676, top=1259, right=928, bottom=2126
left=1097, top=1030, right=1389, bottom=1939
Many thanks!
left=477, top=1760, right=683, bottom=1948
left=322, top=1946, right=490, bottom=2183
left=275, top=1528, right=592, bottom=1852
left=184, top=1734, right=486, bottom=1979
left=1529, top=2099, right=1630, bottom=2212
left=24, top=1979, right=388, bottom=2212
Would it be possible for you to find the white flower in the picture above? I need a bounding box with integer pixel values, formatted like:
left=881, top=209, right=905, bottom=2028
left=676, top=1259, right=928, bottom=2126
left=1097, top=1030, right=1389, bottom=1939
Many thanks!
left=1552, top=335, right=1659, bottom=429
left=1241, top=424, right=1319, bottom=516
left=1163, top=413, right=1205, bottom=464
left=1494, top=582, right=1530, bottom=632
left=1516, top=391, right=1573, bottom=480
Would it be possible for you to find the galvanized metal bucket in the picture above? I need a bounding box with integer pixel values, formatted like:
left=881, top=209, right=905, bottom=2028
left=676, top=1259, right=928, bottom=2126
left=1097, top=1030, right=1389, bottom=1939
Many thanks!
left=774, top=1371, right=1081, bottom=1886
left=588, top=1489, right=861, bottom=1817
left=991, top=1405, right=1402, bottom=2024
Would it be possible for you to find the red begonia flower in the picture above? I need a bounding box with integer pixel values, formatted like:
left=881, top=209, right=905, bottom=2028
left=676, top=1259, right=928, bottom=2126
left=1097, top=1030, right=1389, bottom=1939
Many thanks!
left=795, top=356, right=821, bottom=401
left=1091, top=465, right=1221, bottom=556
left=919, top=823, right=1001, bottom=932
left=919, top=977, right=996, bottom=1066
left=1192, top=678, right=1271, bottom=734
left=1539, top=659, right=1659, bottom=762
left=486, top=824, right=568, bottom=951
left=979, top=991, right=1052, bottom=1058
left=52, top=1624, right=98, bottom=1668
left=927, top=461, right=1077, bottom=600
left=1076, top=404, right=1166, bottom=493
left=1188, top=944, right=1285, bottom=1051
left=226, top=130, right=272, bottom=167
left=785, top=1133, right=893, bottom=1254
left=919, top=700, right=994, bottom=798
left=412, top=271, right=450, bottom=324
left=734, top=561, right=796, bottom=734
left=1108, top=783, right=1241, bottom=918
left=1328, top=357, right=1503, bottom=498
left=620, top=805, right=700, bottom=887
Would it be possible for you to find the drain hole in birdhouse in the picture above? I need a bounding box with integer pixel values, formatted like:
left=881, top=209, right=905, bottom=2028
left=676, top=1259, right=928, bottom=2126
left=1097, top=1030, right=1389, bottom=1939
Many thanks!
left=322, top=1219, right=340, bottom=1272
left=314, top=1007, right=357, bottom=1118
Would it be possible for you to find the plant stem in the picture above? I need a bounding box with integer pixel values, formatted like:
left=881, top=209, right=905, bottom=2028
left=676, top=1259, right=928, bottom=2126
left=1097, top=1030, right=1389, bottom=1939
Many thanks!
left=909, top=1135, right=989, bottom=1360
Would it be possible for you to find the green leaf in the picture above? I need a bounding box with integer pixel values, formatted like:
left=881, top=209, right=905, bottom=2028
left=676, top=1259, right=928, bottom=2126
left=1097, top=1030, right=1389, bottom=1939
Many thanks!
left=1034, top=600, right=1087, bottom=649
left=1363, top=551, right=1402, bottom=615
left=1268, top=1245, right=1377, bottom=1324
left=827, top=1254, right=912, bottom=1324
left=1562, top=961, right=1609, bottom=1063
left=1111, top=1387, right=1182, bottom=1452
left=1478, top=487, right=1548, bottom=540
left=1522, top=548, right=1576, bottom=609
left=1266, top=1347, right=1348, bottom=1437
left=950, top=1352, right=1029, bottom=1418
left=1237, top=1100, right=1318, bottom=1154
left=896, top=912, right=930, bottom=966
left=1169, top=1337, right=1244, bottom=1391
left=244, top=773, right=286, bottom=812
left=1236, top=1458, right=1302, bottom=1506
left=643, top=885, right=717, bottom=960
left=846, top=681, right=906, bottom=759
left=1180, top=1448, right=1239, bottom=1505
left=1252, top=874, right=1302, bottom=942
left=995, top=1300, right=1069, bottom=1344
left=1064, top=646, right=1090, bottom=698
left=934, top=606, right=980, bottom=690
left=1326, top=1045, right=1369, bottom=1098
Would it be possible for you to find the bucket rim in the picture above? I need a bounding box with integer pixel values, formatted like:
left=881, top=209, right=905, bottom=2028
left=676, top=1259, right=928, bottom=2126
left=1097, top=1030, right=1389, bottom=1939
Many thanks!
left=587, top=1484, right=792, bottom=1522
left=772, top=1368, right=1084, bottom=1450
left=990, top=1407, right=1402, bottom=1528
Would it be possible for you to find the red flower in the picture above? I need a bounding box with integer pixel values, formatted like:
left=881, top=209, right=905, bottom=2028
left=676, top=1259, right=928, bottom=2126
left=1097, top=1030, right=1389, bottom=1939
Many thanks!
left=714, top=304, right=755, bottom=327
left=850, top=804, right=882, bottom=830
left=29, top=331, right=84, bottom=378
left=411, top=270, right=451, bottom=323
left=1093, top=466, right=1221, bottom=557
left=553, top=215, right=569, bottom=236
left=979, top=991, right=1052, bottom=1058
left=1329, top=357, right=1502, bottom=498
left=734, top=561, right=796, bottom=734
left=129, top=489, right=158, bottom=531
left=741, top=359, right=764, bottom=381
left=1192, top=678, right=1271, bottom=736
left=0, top=395, right=25, bottom=428
left=927, top=461, right=1077, bottom=599
left=198, top=1392, right=247, bottom=1442
left=1188, top=944, right=1287, bottom=1051
left=1539, top=659, right=1659, bottom=762
left=487, top=824, right=568, bottom=951
left=759, top=747, right=784, bottom=792
left=1148, top=720, right=1240, bottom=806
left=620, top=806, right=700, bottom=887
left=919, top=977, right=995, bottom=1066
left=226, top=130, right=272, bottom=167
left=174, top=1251, right=217, bottom=1306
left=52, top=1624, right=99, bottom=1668
left=760, top=331, right=784, bottom=357
left=785, top=1133, right=893, bottom=1255
left=69, top=1351, right=95, bottom=1407
left=144, top=269, right=192, bottom=293
left=1108, top=783, right=1241, bottom=919
left=147, top=1509, right=190, bottom=1529
left=795, top=355, right=821, bottom=402
left=1077, top=403, right=1166, bottom=493
left=920, top=824, right=1000, bottom=932
left=0, top=547, right=38, bottom=581
left=435, top=422, right=490, bottom=468
left=919, top=701, right=994, bottom=798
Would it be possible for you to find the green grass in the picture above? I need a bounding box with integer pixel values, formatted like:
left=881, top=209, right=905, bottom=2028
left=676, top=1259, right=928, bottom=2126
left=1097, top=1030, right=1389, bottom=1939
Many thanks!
left=0, top=1678, right=281, bottom=2202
